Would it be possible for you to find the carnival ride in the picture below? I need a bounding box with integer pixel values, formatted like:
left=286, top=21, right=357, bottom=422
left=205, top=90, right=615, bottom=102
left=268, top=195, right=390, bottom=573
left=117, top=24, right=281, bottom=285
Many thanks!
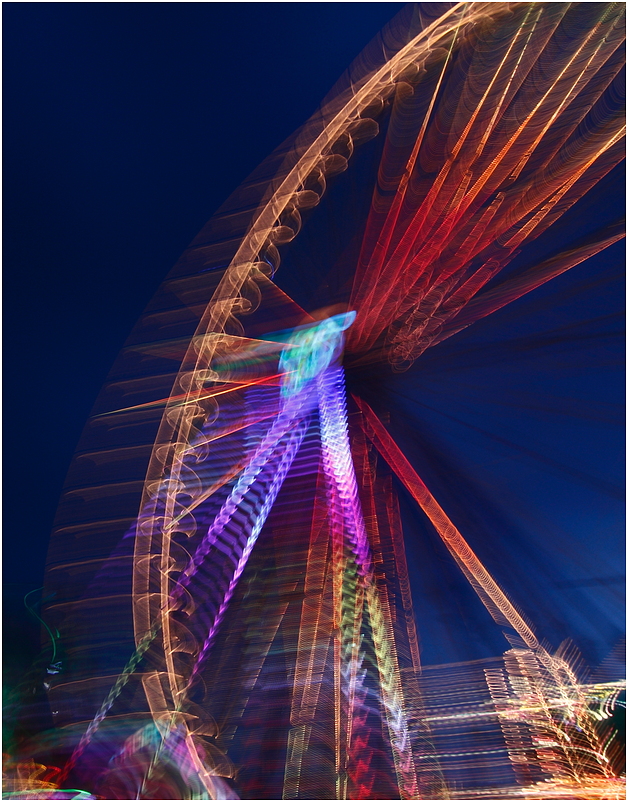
left=5, top=3, right=625, bottom=799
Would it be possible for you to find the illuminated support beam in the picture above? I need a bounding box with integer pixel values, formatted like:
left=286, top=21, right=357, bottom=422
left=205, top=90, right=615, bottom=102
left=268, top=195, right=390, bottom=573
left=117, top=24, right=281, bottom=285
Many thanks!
left=353, top=395, right=540, bottom=651
left=318, top=367, right=418, bottom=800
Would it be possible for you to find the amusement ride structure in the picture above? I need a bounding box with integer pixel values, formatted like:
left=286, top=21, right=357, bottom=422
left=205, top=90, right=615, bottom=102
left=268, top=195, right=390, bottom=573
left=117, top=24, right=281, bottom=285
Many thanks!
left=5, top=3, right=625, bottom=799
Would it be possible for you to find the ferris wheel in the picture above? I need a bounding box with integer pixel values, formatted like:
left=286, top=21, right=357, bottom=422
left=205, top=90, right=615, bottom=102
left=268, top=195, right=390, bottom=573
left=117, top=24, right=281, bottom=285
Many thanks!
left=30, top=3, right=625, bottom=799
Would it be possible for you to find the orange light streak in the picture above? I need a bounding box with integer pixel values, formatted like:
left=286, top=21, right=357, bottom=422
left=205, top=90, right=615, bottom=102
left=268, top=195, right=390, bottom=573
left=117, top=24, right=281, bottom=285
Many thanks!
left=100, top=371, right=290, bottom=416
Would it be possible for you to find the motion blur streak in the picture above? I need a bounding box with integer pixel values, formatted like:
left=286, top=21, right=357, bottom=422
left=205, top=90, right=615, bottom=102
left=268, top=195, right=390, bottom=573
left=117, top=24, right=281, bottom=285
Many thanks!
left=16, top=3, right=624, bottom=799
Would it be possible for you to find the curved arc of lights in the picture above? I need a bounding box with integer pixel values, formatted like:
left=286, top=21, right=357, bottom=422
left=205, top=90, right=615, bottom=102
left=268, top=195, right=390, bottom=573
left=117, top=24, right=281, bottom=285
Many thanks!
left=34, top=4, right=622, bottom=795
left=131, top=0, right=512, bottom=757
left=48, top=5, right=623, bottom=794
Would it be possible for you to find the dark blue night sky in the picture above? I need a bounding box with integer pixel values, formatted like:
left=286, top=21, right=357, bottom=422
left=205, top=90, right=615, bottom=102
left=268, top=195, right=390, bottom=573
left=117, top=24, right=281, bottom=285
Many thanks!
left=4, top=2, right=624, bottom=689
